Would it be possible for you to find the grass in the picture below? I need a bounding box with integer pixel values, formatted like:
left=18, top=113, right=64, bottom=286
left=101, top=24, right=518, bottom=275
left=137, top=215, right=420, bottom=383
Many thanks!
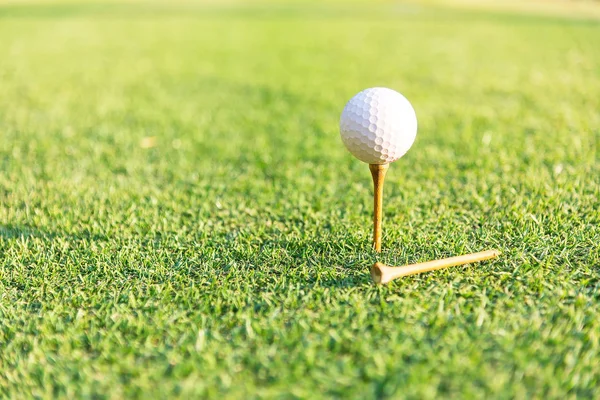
left=0, top=0, right=599, bottom=398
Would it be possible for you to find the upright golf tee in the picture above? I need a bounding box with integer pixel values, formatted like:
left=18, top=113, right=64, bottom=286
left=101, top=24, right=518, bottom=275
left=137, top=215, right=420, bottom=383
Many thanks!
left=371, top=249, right=501, bottom=284
left=369, top=163, right=389, bottom=252
left=340, top=88, right=416, bottom=253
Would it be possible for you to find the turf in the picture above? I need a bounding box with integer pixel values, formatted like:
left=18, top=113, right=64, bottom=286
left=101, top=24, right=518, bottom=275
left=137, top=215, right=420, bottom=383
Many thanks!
left=0, top=0, right=599, bottom=398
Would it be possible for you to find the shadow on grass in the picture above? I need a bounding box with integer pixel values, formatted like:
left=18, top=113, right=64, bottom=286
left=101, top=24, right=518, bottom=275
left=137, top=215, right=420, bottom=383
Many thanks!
left=0, top=224, right=374, bottom=287
left=0, top=224, right=107, bottom=242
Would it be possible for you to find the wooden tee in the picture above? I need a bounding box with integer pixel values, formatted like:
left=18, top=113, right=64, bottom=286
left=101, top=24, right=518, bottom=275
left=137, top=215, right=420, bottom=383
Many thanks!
left=369, top=163, right=389, bottom=252
left=371, top=249, right=501, bottom=284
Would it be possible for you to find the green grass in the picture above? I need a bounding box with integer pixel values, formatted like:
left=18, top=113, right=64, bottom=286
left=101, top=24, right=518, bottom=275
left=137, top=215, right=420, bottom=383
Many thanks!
left=1, top=0, right=599, bottom=398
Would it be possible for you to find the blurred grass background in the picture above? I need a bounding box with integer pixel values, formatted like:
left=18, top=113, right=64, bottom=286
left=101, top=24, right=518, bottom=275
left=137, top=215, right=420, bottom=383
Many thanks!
left=0, top=0, right=599, bottom=398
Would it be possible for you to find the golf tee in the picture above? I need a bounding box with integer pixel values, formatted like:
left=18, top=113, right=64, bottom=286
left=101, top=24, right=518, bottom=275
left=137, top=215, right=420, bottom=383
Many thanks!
left=369, top=163, right=389, bottom=252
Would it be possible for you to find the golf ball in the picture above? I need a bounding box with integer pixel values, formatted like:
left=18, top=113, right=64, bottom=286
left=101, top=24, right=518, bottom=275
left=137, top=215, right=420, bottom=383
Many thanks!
left=339, top=87, right=417, bottom=164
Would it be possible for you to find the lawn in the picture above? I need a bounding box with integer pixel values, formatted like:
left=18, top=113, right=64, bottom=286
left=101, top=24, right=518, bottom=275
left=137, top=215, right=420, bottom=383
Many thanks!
left=0, top=0, right=599, bottom=398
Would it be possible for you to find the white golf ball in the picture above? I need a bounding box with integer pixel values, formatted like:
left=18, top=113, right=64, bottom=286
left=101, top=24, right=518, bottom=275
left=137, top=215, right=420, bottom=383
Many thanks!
left=339, top=87, right=417, bottom=164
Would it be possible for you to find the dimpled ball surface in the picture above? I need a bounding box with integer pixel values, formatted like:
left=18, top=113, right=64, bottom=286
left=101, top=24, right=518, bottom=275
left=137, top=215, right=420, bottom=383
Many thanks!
left=340, top=87, right=417, bottom=164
